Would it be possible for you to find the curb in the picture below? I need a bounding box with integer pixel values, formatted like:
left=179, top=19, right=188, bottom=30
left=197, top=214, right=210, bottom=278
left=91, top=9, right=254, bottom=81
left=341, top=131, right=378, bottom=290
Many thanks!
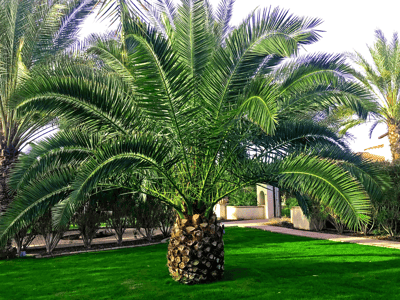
left=34, top=241, right=166, bottom=259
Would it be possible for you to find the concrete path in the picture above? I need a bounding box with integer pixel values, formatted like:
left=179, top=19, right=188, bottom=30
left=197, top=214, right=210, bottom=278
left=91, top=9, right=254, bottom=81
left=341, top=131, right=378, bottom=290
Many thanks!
left=221, top=219, right=400, bottom=250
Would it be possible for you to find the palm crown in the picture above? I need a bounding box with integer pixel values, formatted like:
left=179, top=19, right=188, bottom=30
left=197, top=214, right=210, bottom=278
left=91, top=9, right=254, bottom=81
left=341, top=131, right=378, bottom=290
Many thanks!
left=0, top=0, right=95, bottom=213
left=349, top=29, right=400, bottom=161
left=1, top=0, right=387, bottom=283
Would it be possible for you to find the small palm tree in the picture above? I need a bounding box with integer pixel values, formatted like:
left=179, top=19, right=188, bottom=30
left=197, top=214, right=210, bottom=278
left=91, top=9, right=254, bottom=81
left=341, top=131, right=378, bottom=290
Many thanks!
left=0, top=0, right=95, bottom=215
left=2, top=1, right=386, bottom=284
left=349, top=30, right=400, bottom=161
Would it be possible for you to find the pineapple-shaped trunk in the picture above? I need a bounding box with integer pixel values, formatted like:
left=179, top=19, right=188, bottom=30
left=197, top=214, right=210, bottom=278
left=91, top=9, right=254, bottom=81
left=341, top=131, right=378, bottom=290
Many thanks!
left=167, top=213, right=224, bottom=284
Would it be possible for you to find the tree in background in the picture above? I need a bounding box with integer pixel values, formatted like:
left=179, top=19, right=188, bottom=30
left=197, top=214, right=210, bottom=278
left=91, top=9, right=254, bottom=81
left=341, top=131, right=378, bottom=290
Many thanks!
left=0, top=0, right=95, bottom=214
left=349, top=30, right=400, bottom=162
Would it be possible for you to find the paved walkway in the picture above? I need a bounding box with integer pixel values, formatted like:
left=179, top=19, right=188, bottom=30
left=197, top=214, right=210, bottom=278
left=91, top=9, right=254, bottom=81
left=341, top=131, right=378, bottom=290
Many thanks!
left=14, top=228, right=163, bottom=250
left=222, top=219, right=400, bottom=250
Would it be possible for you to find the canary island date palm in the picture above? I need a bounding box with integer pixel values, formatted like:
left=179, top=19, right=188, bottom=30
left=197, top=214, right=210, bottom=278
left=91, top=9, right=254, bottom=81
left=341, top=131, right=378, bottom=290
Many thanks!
left=0, top=0, right=95, bottom=215
left=2, top=0, right=386, bottom=283
left=349, top=30, right=400, bottom=162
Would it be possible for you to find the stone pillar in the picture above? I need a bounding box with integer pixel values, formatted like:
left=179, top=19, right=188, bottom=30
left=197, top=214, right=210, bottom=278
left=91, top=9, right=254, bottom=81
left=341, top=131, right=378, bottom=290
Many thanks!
left=266, top=186, right=275, bottom=219
left=214, top=198, right=228, bottom=220
left=256, top=183, right=280, bottom=219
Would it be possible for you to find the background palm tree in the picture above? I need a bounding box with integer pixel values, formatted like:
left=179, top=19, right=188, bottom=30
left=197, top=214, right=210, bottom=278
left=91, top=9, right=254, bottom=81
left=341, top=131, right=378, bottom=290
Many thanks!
left=0, top=0, right=95, bottom=215
left=349, top=29, right=400, bottom=162
left=2, top=0, right=386, bottom=283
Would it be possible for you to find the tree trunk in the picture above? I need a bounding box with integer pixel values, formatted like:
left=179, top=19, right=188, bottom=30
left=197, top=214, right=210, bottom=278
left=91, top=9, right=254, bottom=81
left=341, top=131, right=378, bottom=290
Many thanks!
left=0, top=148, right=18, bottom=215
left=387, top=122, right=400, bottom=162
left=167, top=213, right=224, bottom=284
left=0, top=146, right=18, bottom=258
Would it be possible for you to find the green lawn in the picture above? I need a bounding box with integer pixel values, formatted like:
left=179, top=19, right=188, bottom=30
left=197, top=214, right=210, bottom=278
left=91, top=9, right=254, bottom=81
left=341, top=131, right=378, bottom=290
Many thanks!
left=1, top=227, right=400, bottom=300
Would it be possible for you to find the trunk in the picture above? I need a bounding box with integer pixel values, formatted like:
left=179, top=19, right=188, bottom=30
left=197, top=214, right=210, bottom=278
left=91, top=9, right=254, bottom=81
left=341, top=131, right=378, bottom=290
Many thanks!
left=43, top=231, right=63, bottom=254
left=0, top=147, right=18, bottom=258
left=80, top=226, right=98, bottom=249
left=113, top=219, right=127, bottom=246
left=0, top=148, right=18, bottom=215
left=167, top=213, right=224, bottom=284
left=116, top=233, right=123, bottom=246
left=14, top=227, right=36, bottom=257
left=387, top=122, right=400, bottom=162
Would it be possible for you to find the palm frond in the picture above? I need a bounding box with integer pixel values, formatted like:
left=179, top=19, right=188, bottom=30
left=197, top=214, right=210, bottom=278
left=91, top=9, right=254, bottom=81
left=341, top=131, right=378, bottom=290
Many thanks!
left=52, top=0, right=97, bottom=54
left=276, top=153, right=371, bottom=229
left=9, top=129, right=99, bottom=191
left=0, top=166, right=75, bottom=248
left=52, top=134, right=179, bottom=227
left=201, top=7, right=322, bottom=122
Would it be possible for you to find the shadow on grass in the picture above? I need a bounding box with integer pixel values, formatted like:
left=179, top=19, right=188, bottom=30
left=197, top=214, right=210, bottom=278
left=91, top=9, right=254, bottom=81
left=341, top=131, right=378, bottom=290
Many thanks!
left=1, top=227, right=400, bottom=300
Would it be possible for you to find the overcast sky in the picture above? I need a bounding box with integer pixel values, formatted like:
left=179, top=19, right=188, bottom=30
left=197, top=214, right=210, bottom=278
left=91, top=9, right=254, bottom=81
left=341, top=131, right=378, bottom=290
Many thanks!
left=81, top=0, right=400, bottom=160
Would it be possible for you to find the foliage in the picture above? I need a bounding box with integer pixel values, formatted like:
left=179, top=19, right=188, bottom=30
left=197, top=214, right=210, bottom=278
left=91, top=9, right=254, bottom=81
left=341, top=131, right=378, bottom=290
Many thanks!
left=13, top=224, right=37, bottom=257
left=0, top=0, right=389, bottom=250
left=72, top=199, right=105, bottom=248
left=348, top=30, right=400, bottom=161
left=227, top=186, right=257, bottom=206
left=308, top=201, right=329, bottom=232
left=285, top=197, right=299, bottom=209
left=0, top=0, right=96, bottom=254
left=158, top=203, right=176, bottom=238
left=129, top=195, right=168, bottom=242
left=100, top=191, right=133, bottom=246
left=35, top=210, right=68, bottom=254
left=367, top=162, right=400, bottom=236
left=281, top=196, right=298, bottom=217
left=0, top=0, right=96, bottom=193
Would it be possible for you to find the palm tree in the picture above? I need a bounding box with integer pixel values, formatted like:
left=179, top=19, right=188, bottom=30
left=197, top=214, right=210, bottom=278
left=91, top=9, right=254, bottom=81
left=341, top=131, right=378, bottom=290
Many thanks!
left=2, top=1, right=386, bottom=283
left=349, top=30, right=400, bottom=162
left=0, top=0, right=95, bottom=215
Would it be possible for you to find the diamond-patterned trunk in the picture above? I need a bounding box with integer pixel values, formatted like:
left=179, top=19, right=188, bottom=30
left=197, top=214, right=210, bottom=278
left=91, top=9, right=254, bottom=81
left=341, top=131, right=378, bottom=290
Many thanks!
left=0, top=145, right=18, bottom=257
left=167, top=213, right=224, bottom=284
left=388, top=122, right=400, bottom=162
left=0, top=146, right=18, bottom=215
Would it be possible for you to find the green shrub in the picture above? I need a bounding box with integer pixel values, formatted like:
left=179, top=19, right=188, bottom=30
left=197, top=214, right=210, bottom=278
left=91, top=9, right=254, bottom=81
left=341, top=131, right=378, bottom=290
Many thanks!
left=368, top=162, right=400, bottom=236
left=285, top=197, right=299, bottom=209
left=228, top=186, right=257, bottom=206
left=281, top=197, right=298, bottom=217
left=281, top=207, right=290, bottom=217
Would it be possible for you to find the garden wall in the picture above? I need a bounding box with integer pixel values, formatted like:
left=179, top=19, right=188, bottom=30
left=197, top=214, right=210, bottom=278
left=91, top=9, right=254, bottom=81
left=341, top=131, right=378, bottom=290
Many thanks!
left=226, top=205, right=264, bottom=220
left=214, top=203, right=265, bottom=220
left=214, top=183, right=281, bottom=220
left=290, top=206, right=320, bottom=231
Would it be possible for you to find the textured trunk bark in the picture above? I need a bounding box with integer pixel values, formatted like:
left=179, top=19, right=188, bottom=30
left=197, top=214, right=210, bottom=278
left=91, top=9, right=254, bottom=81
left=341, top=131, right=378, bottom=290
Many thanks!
left=167, top=213, right=224, bottom=284
left=0, top=148, right=18, bottom=215
left=387, top=122, right=400, bottom=162
left=0, top=146, right=18, bottom=258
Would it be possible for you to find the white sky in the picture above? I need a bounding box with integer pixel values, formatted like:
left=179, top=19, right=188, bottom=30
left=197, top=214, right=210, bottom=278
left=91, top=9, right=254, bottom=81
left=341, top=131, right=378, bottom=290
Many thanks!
left=81, top=0, right=400, bottom=161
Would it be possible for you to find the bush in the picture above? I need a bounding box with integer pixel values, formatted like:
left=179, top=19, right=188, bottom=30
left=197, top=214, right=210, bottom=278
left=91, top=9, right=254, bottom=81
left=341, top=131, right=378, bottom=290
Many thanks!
left=281, top=197, right=298, bottom=217
left=368, top=162, right=400, bottom=236
left=308, top=202, right=329, bottom=232
left=228, top=186, right=257, bottom=206
left=100, top=191, right=134, bottom=246
left=285, top=197, right=299, bottom=209
left=158, top=204, right=175, bottom=238
left=36, top=210, right=68, bottom=254
left=129, top=195, right=169, bottom=241
left=14, top=224, right=37, bottom=257
left=73, top=200, right=105, bottom=249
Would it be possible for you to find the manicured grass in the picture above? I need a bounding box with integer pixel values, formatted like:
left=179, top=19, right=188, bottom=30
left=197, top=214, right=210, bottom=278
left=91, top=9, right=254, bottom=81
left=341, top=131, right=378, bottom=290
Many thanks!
left=1, top=227, right=400, bottom=300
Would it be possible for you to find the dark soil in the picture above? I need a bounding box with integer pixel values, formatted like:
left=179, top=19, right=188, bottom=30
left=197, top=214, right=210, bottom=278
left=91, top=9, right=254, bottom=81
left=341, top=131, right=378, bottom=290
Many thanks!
left=25, top=233, right=166, bottom=258
left=61, top=229, right=115, bottom=240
